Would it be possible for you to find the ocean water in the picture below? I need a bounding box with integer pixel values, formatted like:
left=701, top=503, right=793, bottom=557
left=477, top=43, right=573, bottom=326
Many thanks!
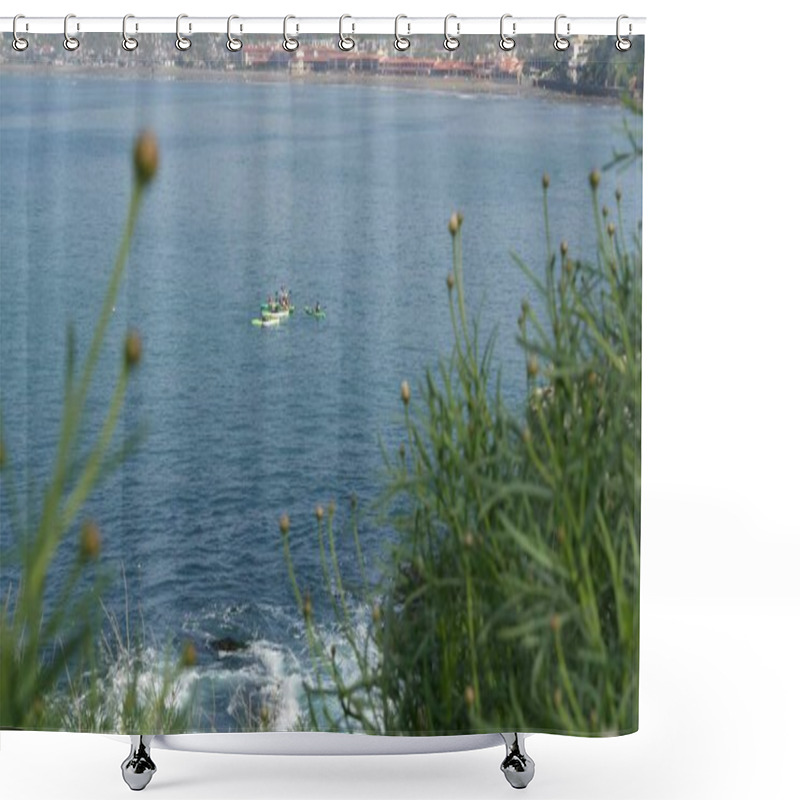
left=0, top=73, right=642, bottom=730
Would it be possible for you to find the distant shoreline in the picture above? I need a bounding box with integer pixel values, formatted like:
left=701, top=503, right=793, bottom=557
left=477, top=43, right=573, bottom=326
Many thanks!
left=0, top=62, right=625, bottom=106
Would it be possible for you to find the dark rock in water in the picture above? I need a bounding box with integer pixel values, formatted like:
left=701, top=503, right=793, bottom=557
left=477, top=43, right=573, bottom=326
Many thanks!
left=211, top=636, right=246, bottom=653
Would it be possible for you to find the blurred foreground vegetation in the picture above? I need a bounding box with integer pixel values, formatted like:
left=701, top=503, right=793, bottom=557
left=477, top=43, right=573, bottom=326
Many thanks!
left=285, top=166, right=641, bottom=736
left=0, top=133, right=193, bottom=733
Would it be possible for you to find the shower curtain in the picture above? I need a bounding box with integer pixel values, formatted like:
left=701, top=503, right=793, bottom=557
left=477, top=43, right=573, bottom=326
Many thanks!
left=0, top=29, right=644, bottom=739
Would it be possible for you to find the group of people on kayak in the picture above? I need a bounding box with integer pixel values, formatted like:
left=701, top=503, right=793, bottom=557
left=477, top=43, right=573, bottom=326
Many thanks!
left=261, top=286, right=323, bottom=318
left=265, top=286, right=292, bottom=312
left=267, top=289, right=323, bottom=311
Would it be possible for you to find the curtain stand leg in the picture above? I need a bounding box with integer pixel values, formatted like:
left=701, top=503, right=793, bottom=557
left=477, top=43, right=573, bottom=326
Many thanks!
left=500, top=733, right=535, bottom=789
left=121, top=735, right=156, bottom=791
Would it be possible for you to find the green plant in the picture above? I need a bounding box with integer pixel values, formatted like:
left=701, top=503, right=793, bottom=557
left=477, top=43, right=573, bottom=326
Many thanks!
left=604, top=96, right=643, bottom=173
left=0, top=132, right=191, bottom=732
left=283, top=168, right=641, bottom=736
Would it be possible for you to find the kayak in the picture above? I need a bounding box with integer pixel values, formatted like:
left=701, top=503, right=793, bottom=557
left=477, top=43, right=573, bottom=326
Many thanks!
left=261, top=309, right=290, bottom=321
left=304, top=306, right=326, bottom=319
left=251, top=317, right=280, bottom=328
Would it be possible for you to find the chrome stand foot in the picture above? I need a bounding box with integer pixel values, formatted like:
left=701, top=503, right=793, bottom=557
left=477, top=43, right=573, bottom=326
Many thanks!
left=500, top=733, right=535, bottom=790
left=121, top=735, right=156, bottom=791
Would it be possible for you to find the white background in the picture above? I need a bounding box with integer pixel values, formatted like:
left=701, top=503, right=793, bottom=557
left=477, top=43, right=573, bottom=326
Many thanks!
left=2, top=1, right=799, bottom=798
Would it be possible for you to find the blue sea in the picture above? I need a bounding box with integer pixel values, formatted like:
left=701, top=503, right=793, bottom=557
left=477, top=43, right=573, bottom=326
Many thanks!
left=0, top=72, right=641, bottom=730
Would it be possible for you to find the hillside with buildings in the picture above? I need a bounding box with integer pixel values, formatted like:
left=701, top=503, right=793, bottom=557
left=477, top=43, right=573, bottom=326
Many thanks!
left=1, top=33, right=643, bottom=98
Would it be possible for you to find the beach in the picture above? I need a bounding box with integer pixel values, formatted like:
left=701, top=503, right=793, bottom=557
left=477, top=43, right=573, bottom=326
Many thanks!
left=0, top=60, right=629, bottom=105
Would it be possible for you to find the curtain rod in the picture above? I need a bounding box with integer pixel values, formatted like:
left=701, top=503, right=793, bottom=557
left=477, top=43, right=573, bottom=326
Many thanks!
left=0, top=16, right=645, bottom=37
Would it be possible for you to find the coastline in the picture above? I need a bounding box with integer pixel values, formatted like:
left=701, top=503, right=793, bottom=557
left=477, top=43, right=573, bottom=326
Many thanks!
left=0, top=62, right=625, bottom=106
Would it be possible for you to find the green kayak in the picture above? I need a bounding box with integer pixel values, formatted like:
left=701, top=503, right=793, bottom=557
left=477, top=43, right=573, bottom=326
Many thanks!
left=261, top=309, right=290, bottom=321
left=252, top=317, right=280, bottom=328
left=304, top=306, right=326, bottom=319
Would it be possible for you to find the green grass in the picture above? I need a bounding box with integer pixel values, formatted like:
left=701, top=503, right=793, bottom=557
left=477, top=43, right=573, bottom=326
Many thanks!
left=283, top=168, right=641, bottom=736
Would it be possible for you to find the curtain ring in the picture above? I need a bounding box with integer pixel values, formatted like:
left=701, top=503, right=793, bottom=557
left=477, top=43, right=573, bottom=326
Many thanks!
left=12, top=14, right=29, bottom=52
left=227, top=15, right=243, bottom=52
left=553, top=14, right=570, bottom=51
left=283, top=15, right=299, bottom=52
left=175, top=14, right=191, bottom=51
left=499, top=14, right=515, bottom=51
left=339, top=14, right=355, bottom=51
left=63, top=13, right=80, bottom=51
left=122, top=14, right=138, bottom=51
left=394, top=14, right=410, bottom=52
left=616, top=15, right=632, bottom=52
left=443, top=14, right=460, bottom=51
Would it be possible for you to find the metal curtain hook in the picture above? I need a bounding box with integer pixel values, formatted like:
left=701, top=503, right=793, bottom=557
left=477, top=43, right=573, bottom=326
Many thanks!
left=63, top=13, right=79, bottom=51
left=394, top=14, right=410, bottom=51
left=554, top=14, right=570, bottom=51
left=122, top=14, right=138, bottom=51
left=339, top=14, right=355, bottom=51
left=176, top=13, right=191, bottom=51
left=227, top=15, right=243, bottom=51
left=499, top=14, right=515, bottom=51
left=616, top=15, right=632, bottom=51
left=12, top=14, right=29, bottom=51
left=283, top=15, right=299, bottom=52
left=443, top=14, right=460, bottom=51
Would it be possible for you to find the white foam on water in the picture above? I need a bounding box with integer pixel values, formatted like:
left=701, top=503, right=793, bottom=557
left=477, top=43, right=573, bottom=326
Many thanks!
left=62, top=646, right=198, bottom=730
left=196, top=599, right=378, bottom=732
left=80, top=598, right=379, bottom=732
left=110, top=646, right=199, bottom=710
left=245, top=640, right=305, bottom=730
